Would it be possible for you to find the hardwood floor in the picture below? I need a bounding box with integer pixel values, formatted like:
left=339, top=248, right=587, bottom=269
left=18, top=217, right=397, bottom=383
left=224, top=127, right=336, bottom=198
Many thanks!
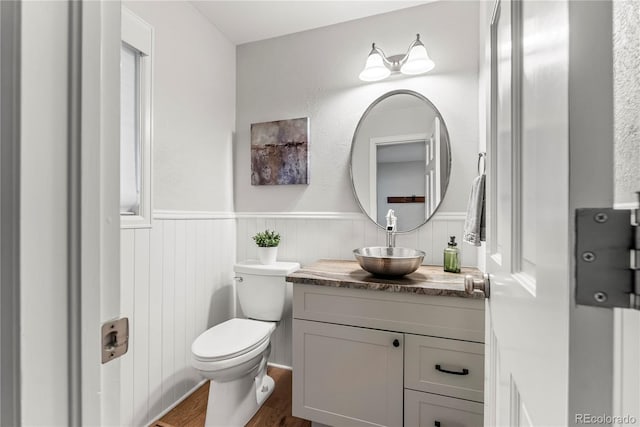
left=153, top=367, right=311, bottom=427
left=154, top=381, right=208, bottom=427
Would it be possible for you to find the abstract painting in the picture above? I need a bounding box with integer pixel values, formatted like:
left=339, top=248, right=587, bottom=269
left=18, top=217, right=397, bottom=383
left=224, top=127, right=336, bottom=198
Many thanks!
left=251, top=117, right=309, bottom=185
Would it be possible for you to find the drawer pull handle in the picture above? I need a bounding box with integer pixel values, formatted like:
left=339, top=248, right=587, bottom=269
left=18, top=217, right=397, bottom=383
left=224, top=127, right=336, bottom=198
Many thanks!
left=434, top=422, right=441, bottom=427
left=393, top=339, right=400, bottom=347
left=435, top=364, right=469, bottom=376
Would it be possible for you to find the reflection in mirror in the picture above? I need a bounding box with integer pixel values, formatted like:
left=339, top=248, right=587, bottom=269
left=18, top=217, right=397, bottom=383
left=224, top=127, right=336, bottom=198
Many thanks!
left=350, top=90, right=451, bottom=232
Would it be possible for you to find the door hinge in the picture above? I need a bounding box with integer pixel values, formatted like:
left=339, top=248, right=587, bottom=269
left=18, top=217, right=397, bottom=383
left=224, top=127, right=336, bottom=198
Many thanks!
left=575, top=199, right=639, bottom=309
left=101, top=317, right=129, bottom=363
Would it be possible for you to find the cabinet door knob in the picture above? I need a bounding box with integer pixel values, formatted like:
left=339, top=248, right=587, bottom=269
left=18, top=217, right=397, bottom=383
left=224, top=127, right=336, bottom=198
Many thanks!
left=464, top=273, right=490, bottom=297
left=434, top=421, right=441, bottom=427
left=392, top=339, right=400, bottom=347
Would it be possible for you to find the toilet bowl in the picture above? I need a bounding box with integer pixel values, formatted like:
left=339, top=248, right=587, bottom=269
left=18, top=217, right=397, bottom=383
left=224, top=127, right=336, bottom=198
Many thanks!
left=190, top=261, right=300, bottom=427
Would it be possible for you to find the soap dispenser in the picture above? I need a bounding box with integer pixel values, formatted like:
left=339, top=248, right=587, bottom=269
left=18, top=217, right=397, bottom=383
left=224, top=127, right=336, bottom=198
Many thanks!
left=444, top=236, right=460, bottom=273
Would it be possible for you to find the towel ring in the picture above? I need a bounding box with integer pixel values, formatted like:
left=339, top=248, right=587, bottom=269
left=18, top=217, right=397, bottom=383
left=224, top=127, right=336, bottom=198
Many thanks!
left=477, top=152, right=487, bottom=175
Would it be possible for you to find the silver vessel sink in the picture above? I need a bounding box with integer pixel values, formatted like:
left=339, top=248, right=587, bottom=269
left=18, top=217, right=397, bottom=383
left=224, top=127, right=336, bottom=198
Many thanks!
left=353, top=247, right=426, bottom=277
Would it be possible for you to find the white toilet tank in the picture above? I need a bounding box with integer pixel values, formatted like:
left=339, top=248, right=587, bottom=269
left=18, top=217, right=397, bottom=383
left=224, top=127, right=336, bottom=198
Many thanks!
left=234, top=261, right=300, bottom=321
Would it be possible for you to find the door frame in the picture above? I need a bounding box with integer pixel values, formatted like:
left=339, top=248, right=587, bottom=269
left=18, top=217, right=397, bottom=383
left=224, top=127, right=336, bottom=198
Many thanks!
left=77, top=1, right=122, bottom=425
left=369, top=133, right=428, bottom=223
left=566, top=1, right=615, bottom=423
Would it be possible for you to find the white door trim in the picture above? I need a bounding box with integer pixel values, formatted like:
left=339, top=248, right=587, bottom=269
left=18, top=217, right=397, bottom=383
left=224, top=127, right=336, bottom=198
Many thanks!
left=369, top=133, right=429, bottom=223
left=78, top=1, right=122, bottom=425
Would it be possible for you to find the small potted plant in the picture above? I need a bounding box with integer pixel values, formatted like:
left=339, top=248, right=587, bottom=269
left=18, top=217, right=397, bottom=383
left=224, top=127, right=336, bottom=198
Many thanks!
left=252, top=229, right=281, bottom=265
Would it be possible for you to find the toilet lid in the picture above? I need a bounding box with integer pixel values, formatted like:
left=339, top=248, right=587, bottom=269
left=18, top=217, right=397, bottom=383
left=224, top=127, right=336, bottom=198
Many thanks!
left=192, top=318, right=275, bottom=361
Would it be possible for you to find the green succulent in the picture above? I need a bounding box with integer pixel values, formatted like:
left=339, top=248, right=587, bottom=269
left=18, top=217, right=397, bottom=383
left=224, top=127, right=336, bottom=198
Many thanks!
left=252, top=229, right=281, bottom=247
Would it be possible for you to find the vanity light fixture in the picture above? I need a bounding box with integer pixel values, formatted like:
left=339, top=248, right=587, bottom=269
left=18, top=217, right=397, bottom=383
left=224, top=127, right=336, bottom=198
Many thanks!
left=358, top=34, right=435, bottom=82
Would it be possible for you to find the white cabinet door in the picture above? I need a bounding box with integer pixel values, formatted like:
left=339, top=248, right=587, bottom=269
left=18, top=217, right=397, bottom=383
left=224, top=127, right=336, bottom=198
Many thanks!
left=292, top=319, right=403, bottom=427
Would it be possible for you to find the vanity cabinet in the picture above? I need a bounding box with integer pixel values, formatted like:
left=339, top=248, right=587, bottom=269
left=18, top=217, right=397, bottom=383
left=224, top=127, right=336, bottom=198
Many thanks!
left=291, top=282, right=485, bottom=427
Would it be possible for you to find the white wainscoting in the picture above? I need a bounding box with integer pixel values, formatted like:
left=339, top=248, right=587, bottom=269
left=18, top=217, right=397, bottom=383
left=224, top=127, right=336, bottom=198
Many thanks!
left=235, top=211, right=476, bottom=368
left=119, top=211, right=476, bottom=425
left=614, top=309, right=640, bottom=426
left=120, top=217, right=236, bottom=426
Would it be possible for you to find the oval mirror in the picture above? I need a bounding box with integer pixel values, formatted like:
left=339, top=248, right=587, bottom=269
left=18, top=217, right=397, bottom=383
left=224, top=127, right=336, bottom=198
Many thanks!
left=350, top=90, right=451, bottom=232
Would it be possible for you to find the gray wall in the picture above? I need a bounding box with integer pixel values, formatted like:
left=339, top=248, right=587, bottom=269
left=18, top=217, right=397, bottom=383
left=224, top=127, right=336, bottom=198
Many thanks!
left=234, top=0, right=480, bottom=371
left=125, top=1, right=236, bottom=213
left=613, top=0, right=640, bottom=206
left=235, top=1, right=479, bottom=214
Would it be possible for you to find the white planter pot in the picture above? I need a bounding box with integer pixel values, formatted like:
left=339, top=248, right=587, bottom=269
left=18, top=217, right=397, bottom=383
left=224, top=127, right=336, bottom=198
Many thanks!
left=257, top=247, right=278, bottom=265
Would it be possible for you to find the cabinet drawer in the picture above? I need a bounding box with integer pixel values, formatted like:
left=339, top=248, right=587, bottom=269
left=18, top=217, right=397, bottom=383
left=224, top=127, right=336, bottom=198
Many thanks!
left=293, top=284, right=485, bottom=342
left=405, top=334, right=484, bottom=402
left=404, top=389, right=484, bottom=427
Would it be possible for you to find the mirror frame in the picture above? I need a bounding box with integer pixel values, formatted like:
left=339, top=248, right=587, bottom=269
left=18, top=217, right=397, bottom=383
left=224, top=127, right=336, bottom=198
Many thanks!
left=349, top=89, right=452, bottom=233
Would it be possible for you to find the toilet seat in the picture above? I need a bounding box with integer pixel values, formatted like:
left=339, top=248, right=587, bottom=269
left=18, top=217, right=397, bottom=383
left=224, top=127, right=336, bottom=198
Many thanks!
left=191, top=318, right=275, bottom=372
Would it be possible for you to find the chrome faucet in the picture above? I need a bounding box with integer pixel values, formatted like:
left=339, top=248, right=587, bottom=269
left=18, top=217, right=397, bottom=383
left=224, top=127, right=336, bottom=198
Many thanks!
left=385, top=209, right=397, bottom=247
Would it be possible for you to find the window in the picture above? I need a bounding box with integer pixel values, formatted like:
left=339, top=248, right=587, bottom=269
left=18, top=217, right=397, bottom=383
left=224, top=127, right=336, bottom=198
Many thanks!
left=121, top=7, right=153, bottom=228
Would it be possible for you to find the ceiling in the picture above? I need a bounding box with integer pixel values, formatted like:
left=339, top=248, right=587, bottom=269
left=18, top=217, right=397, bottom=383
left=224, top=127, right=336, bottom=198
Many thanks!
left=190, top=1, right=431, bottom=45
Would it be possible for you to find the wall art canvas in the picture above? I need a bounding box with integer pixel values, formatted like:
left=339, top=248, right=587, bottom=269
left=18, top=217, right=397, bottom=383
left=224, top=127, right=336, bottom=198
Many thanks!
left=251, top=117, right=309, bottom=185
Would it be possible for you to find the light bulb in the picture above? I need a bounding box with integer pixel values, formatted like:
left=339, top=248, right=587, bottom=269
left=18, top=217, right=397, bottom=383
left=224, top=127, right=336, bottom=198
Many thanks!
left=359, top=50, right=391, bottom=82
left=400, top=42, right=435, bottom=75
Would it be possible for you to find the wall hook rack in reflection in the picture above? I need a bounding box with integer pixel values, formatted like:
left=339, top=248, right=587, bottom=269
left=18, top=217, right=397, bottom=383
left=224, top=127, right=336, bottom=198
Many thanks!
left=387, top=195, right=425, bottom=204
left=478, top=152, right=487, bottom=175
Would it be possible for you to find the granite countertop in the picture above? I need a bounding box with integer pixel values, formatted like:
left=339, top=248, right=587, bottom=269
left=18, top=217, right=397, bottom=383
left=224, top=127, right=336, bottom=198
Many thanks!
left=286, top=259, right=485, bottom=299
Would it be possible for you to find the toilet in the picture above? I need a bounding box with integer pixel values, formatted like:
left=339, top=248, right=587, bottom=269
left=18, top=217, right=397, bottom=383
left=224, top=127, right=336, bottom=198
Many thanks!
left=191, top=260, right=300, bottom=427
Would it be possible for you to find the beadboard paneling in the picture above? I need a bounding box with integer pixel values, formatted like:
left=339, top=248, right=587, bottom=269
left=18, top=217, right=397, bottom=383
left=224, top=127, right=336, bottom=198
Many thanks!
left=236, top=213, right=476, bottom=368
left=120, top=218, right=236, bottom=426
left=120, top=212, right=475, bottom=424
left=236, top=213, right=475, bottom=268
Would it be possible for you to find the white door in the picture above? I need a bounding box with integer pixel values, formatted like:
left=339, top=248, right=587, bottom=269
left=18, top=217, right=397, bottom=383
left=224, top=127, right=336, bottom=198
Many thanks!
left=484, top=1, right=621, bottom=426
left=17, top=1, right=121, bottom=425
